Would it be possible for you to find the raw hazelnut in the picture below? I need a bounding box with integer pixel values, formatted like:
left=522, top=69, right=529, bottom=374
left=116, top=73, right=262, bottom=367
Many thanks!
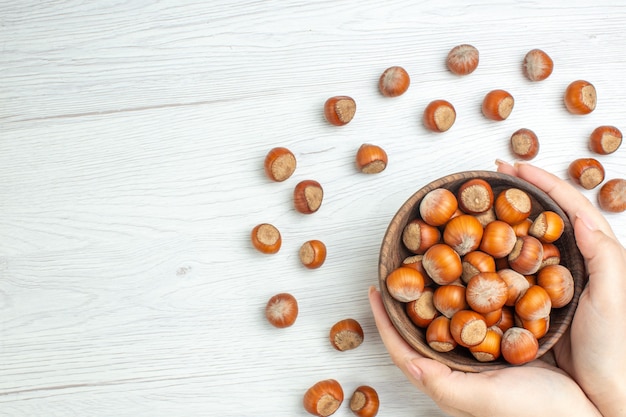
left=426, top=315, right=457, bottom=352
left=461, top=250, right=496, bottom=284
left=501, top=327, right=539, bottom=365
left=522, top=49, right=553, bottom=81
left=568, top=158, right=605, bottom=190
left=402, top=219, right=441, bottom=255
left=379, top=66, right=410, bottom=97
left=479, top=220, right=517, bottom=259
left=423, top=100, right=456, bottom=132
left=422, top=243, right=463, bottom=285
left=589, top=125, right=622, bottom=155
left=349, top=385, right=380, bottom=417
left=510, top=128, right=539, bottom=160
left=469, top=327, right=502, bottom=362
left=507, top=235, right=544, bottom=275
left=537, top=264, right=574, bottom=308
left=294, top=180, right=324, bottom=214
left=446, top=44, right=479, bottom=75
left=564, top=80, right=596, bottom=115
left=385, top=266, right=426, bottom=302
left=529, top=211, right=565, bottom=243
left=598, top=178, right=626, bottom=213
left=494, top=188, right=532, bottom=225
left=264, top=147, right=296, bottom=182
left=265, top=293, right=298, bottom=328
left=329, top=318, right=364, bottom=351
left=406, top=287, right=439, bottom=328
left=303, top=379, right=344, bottom=417
left=465, top=272, right=508, bottom=314
left=251, top=223, right=282, bottom=254
left=324, top=96, right=356, bottom=126
left=433, top=284, right=469, bottom=318
left=450, top=309, right=488, bottom=347
left=457, top=178, right=494, bottom=214
left=299, top=240, right=327, bottom=269
left=482, top=89, right=514, bottom=121
left=419, top=188, right=459, bottom=226
left=356, top=144, right=388, bottom=174
left=515, top=285, right=552, bottom=321
left=442, top=214, right=484, bottom=256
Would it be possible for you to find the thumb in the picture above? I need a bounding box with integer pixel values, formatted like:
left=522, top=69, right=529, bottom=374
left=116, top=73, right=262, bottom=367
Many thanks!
left=574, top=211, right=626, bottom=309
left=405, top=358, right=482, bottom=416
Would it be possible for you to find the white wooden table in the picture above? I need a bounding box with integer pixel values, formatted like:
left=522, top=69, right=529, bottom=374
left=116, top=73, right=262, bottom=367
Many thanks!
left=2, top=1, right=625, bottom=416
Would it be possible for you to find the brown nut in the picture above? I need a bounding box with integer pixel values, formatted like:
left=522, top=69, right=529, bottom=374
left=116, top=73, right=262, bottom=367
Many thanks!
left=564, top=80, right=596, bottom=115
left=522, top=49, right=553, bottom=82
left=324, top=96, right=356, bottom=126
left=251, top=223, right=282, bottom=254
left=349, top=385, right=380, bottom=417
left=329, top=318, right=364, bottom=351
left=457, top=178, right=494, bottom=214
left=379, top=66, right=410, bottom=97
left=568, top=158, right=605, bottom=190
left=598, top=178, right=626, bottom=213
left=510, top=128, right=539, bottom=160
left=446, top=44, right=479, bottom=75
left=590, top=125, right=622, bottom=155
left=299, top=240, right=327, bottom=269
left=265, top=293, right=298, bottom=328
left=294, top=180, right=324, bottom=214
left=303, top=379, right=344, bottom=417
left=482, top=89, right=514, bottom=121
left=423, top=100, right=456, bottom=132
left=356, top=143, right=388, bottom=174
left=264, top=147, right=296, bottom=182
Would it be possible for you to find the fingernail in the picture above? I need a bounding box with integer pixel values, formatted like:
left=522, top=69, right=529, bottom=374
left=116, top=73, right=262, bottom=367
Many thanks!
left=368, top=285, right=378, bottom=296
left=405, top=358, right=423, bottom=381
left=495, top=158, right=510, bottom=168
left=576, top=211, right=598, bottom=231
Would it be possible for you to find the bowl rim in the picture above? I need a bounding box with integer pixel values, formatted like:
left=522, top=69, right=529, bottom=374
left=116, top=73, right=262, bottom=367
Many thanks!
left=378, top=170, right=586, bottom=372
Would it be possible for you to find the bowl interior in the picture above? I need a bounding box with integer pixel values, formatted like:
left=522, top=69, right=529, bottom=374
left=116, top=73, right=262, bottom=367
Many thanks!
left=378, top=170, right=585, bottom=372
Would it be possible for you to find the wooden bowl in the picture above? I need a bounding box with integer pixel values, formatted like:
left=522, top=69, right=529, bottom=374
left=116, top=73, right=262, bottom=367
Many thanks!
left=378, top=171, right=585, bottom=372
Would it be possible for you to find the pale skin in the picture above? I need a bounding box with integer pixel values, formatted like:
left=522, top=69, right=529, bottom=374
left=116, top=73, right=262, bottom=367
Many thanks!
left=369, top=161, right=626, bottom=417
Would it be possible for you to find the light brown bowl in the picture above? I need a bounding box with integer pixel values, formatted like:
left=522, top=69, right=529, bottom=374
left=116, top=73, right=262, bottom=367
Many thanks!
left=378, top=171, right=585, bottom=372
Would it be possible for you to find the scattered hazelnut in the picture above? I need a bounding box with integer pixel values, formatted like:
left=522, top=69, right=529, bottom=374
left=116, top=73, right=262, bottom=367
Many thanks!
left=265, top=293, right=298, bottom=328
left=564, top=80, right=596, bottom=115
left=423, top=100, right=456, bottom=132
left=522, top=49, right=554, bottom=81
left=329, top=318, right=364, bottom=351
left=299, top=240, right=327, bottom=269
left=589, top=125, right=622, bottom=155
left=349, top=385, right=380, bottom=417
left=294, top=180, right=324, bottom=214
left=598, top=178, right=626, bottom=213
left=356, top=143, right=388, bottom=174
left=482, top=89, right=514, bottom=121
left=446, top=44, right=479, bottom=75
left=324, top=96, right=356, bottom=126
left=303, top=379, right=344, bottom=417
left=568, top=158, right=605, bottom=190
left=510, top=128, right=540, bottom=160
left=264, top=147, right=296, bottom=182
left=379, top=66, right=410, bottom=97
left=251, top=223, right=282, bottom=254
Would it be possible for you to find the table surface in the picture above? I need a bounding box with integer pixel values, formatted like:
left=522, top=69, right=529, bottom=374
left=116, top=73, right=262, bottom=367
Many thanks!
left=2, top=1, right=625, bottom=416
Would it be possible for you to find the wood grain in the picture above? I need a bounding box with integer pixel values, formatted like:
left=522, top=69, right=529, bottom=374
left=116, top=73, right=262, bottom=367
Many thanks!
left=1, top=1, right=626, bottom=416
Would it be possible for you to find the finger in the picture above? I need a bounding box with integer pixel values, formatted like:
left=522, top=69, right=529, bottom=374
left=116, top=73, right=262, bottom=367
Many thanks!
left=573, top=214, right=626, bottom=308
left=513, top=162, right=616, bottom=239
left=368, top=286, right=423, bottom=367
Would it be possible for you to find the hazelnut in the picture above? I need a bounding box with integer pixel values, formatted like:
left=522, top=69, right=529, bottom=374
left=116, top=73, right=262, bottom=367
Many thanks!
left=324, top=96, right=356, bottom=126
left=385, top=266, right=426, bottom=302
left=501, top=327, right=539, bottom=365
left=442, top=214, right=484, bottom=256
left=379, top=66, right=410, bottom=97
left=507, top=235, right=544, bottom=275
left=251, top=223, right=282, bottom=254
left=265, top=293, right=298, bottom=328
left=356, top=143, right=388, bottom=174
left=537, top=264, right=575, bottom=308
left=494, top=188, right=532, bottom=225
left=433, top=284, right=469, bottom=318
left=482, top=89, right=514, bottom=121
left=479, top=220, right=517, bottom=258
left=329, top=318, right=364, bottom=351
left=294, top=180, right=324, bottom=214
left=598, top=178, right=626, bottom=213
left=264, top=147, right=296, bottom=182
left=426, top=315, right=457, bottom=352
left=349, top=385, right=380, bottom=417
left=510, top=128, right=540, bottom=160
left=465, top=272, right=508, bottom=314
left=303, top=379, right=344, bottom=417
left=406, top=287, right=439, bottom=328
left=515, top=285, right=552, bottom=321
left=469, top=327, right=502, bottom=362
left=419, top=188, right=459, bottom=226
left=450, top=309, right=488, bottom=348
left=589, top=125, right=622, bottom=155
left=299, top=240, right=327, bottom=269
left=422, top=243, right=463, bottom=285
left=446, top=44, right=479, bottom=75
left=568, top=158, right=605, bottom=190
left=564, top=80, right=596, bottom=115
left=522, top=49, right=553, bottom=82
left=529, top=211, right=565, bottom=243
left=457, top=178, right=494, bottom=214
left=402, top=219, right=441, bottom=255
left=423, top=100, right=456, bottom=132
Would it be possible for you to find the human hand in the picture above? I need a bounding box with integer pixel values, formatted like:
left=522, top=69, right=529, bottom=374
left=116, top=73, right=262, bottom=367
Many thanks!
left=369, top=286, right=601, bottom=416
left=496, top=161, right=626, bottom=417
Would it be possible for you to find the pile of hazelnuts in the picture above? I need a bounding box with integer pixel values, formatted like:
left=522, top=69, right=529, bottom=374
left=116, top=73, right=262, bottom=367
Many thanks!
left=386, top=178, right=575, bottom=365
